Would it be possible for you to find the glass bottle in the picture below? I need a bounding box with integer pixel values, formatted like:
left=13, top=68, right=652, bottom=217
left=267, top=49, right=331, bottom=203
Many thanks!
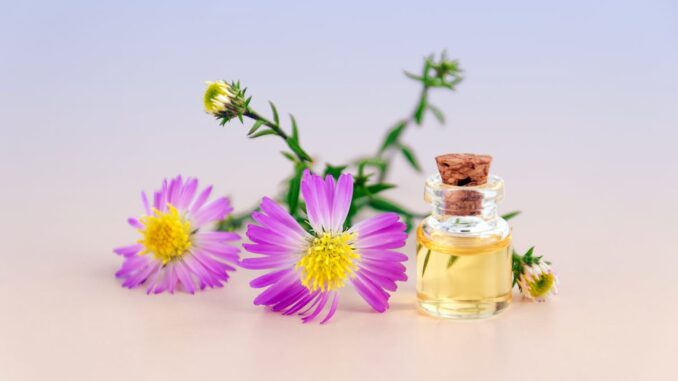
left=416, top=173, right=512, bottom=319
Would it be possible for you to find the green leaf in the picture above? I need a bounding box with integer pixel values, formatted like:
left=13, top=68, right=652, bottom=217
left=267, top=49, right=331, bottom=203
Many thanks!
left=269, top=101, right=280, bottom=126
left=249, top=129, right=277, bottom=139
left=404, top=71, right=423, bottom=81
left=247, top=120, right=266, bottom=136
left=287, top=164, right=304, bottom=214
left=366, top=183, right=396, bottom=194
left=281, top=151, right=296, bottom=162
left=368, top=196, right=412, bottom=216
left=286, top=137, right=312, bottom=162
left=290, top=114, right=299, bottom=141
left=400, top=144, right=421, bottom=171
left=379, top=121, right=407, bottom=153
left=353, top=183, right=396, bottom=199
left=501, top=210, right=522, bottom=221
left=421, top=249, right=431, bottom=277
left=427, top=104, right=445, bottom=124
left=323, top=164, right=347, bottom=179
left=414, top=91, right=428, bottom=124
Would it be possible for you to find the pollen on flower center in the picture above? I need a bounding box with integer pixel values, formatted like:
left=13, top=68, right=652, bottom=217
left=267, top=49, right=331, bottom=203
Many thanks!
left=297, top=232, right=360, bottom=292
left=138, top=205, right=192, bottom=264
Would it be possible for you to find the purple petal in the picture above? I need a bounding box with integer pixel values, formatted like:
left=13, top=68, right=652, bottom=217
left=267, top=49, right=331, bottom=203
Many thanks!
left=189, top=185, right=213, bottom=214
left=301, top=177, right=321, bottom=232
left=283, top=290, right=320, bottom=315
left=312, top=174, right=332, bottom=231
left=192, top=198, right=232, bottom=227
left=182, top=256, right=217, bottom=287
left=246, top=224, right=306, bottom=250
left=330, top=173, right=353, bottom=233
left=176, top=177, right=198, bottom=210
left=251, top=210, right=308, bottom=242
left=193, top=250, right=235, bottom=277
left=240, top=256, right=296, bottom=269
left=115, top=256, right=149, bottom=277
left=250, top=268, right=293, bottom=288
left=355, top=232, right=408, bottom=250
left=300, top=170, right=332, bottom=232
left=167, top=175, right=183, bottom=205
left=113, top=244, right=142, bottom=257
left=145, top=265, right=163, bottom=294
left=302, top=292, right=330, bottom=323
left=141, top=191, right=151, bottom=215
left=259, top=197, right=308, bottom=237
left=159, top=179, right=169, bottom=211
left=320, top=292, right=340, bottom=324
left=351, top=274, right=388, bottom=313
left=242, top=243, right=298, bottom=257
left=360, top=258, right=407, bottom=278
left=167, top=264, right=178, bottom=294
left=153, top=270, right=169, bottom=294
left=122, top=262, right=157, bottom=288
left=350, top=213, right=400, bottom=236
left=174, top=262, right=195, bottom=294
left=127, top=217, right=143, bottom=229
left=252, top=272, right=300, bottom=305
left=199, top=241, right=240, bottom=262
left=357, top=268, right=398, bottom=291
left=271, top=284, right=309, bottom=311
left=195, top=231, right=240, bottom=243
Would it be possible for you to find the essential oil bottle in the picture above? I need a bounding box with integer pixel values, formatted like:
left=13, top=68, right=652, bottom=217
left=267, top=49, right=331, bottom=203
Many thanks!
left=416, top=154, right=512, bottom=319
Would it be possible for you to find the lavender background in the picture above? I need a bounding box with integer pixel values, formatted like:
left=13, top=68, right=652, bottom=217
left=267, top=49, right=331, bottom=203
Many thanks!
left=1, top=1, right=677, bottom=380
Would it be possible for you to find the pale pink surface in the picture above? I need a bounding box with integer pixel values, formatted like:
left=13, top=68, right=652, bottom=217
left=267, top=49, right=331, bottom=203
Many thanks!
left=2, top=1, right=677, bottom=379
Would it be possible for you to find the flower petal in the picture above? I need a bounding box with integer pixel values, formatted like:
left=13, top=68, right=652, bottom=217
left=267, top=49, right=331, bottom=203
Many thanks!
left=302, top=291, right=331, bottom=323
left=190, top=185, right=213, bottom=214
left=192, top=197, right=232, bottom=227
left=113, top=244, right=143, bottom=257
left=330, top=173, right=353, bottom=233
left=240, top=255, right=296, bottom=269
left=351, top=273, right=388, bottom=313
left=250, top=268, right=293, bottom=288
left=320, top=292, right=340, bottom=324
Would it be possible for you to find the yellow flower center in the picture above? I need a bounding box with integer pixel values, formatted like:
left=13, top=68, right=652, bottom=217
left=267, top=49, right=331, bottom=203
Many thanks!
left=203, top=81, right=232, bottom=114
left=529, top=273, right=555, bottom=298
left=297, top=232, right=360, bottom=292
left=138, top=205, right=193, bottom=264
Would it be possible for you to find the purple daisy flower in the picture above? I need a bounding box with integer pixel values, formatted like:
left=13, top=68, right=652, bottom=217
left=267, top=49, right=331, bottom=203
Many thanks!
left=113, top=175, right=240, bottom=294
left=241, top=170, right=408, bottom=323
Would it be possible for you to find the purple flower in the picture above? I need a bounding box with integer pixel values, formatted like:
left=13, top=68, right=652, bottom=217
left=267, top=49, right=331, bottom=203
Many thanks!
left=113, top=175, right=240, bottom=294
left=241, top=170, right=408, bottom=323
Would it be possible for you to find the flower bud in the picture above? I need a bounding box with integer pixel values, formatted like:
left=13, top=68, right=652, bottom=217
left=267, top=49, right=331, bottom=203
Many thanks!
left=517, top=261, right=559, bottom=302
left=203, top=80, right=247, bottom=121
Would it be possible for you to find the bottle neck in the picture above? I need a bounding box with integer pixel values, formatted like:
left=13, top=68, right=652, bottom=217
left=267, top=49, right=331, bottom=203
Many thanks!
left=424, top=173, right=506, bottom=233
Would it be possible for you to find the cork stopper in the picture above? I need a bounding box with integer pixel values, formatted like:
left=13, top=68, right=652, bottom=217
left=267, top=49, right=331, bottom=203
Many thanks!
left=435, top=153, right=492, bottom=186
left=434, top=153, right=492, bottom=216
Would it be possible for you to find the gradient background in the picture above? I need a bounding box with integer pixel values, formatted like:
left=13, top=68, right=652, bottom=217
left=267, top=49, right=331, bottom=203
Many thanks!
left=1, top=1, right=677, bottom=380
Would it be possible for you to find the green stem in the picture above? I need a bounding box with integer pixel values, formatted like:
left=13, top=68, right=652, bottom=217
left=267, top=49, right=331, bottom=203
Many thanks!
left=244, top=110, right=289, bottom=139
left=244, top=109, right=312, bottom=163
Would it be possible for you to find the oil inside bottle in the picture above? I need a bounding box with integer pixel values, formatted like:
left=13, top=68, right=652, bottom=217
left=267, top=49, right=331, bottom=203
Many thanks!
left=416, top=226, right=512, bottom=319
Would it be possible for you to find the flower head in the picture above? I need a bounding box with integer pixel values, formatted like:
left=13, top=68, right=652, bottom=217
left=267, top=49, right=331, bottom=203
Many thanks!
left=241, top=170, right=408, bottom=323
left=203, top=80, right=247, bottom=121
left=113, top=176, right=240, bottom=294
left=515, top=248, right=559, bottom=302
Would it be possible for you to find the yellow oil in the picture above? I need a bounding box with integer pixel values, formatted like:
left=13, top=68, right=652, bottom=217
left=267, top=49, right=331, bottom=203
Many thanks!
left=416, top=225, right=512, bottom=319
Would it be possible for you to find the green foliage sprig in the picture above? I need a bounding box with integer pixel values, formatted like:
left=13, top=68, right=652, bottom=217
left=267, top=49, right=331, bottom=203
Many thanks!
left=208, top=52, right=465, bottom=233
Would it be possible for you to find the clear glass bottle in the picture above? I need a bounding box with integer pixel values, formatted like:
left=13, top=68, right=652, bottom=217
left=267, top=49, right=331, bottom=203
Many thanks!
left=416, top=173, right=512, bottom=319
